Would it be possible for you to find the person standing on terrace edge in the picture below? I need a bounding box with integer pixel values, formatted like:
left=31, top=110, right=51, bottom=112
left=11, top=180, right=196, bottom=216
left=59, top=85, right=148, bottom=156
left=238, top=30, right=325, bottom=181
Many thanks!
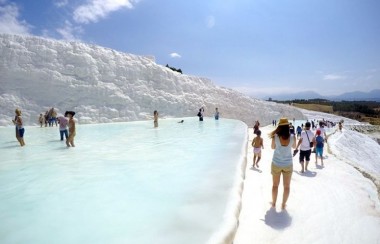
left=12, top=108, right=25, bottom=146
left=66, top=111, right=76, bottom=147
left=153, top=110, right=158, bottom=128
left=269, top=118, right=296, bottom=209
left=197, top=107, right=204, bottom=121
left=214, top=107, right=219, bottom=120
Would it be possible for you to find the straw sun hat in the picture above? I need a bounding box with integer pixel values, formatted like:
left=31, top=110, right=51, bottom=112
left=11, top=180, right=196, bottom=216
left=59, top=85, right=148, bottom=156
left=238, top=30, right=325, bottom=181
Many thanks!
left=278, top=118, right=289, bottom=126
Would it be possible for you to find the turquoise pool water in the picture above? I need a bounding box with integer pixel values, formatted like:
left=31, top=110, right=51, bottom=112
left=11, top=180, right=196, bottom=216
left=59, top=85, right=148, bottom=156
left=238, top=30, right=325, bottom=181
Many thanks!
left=0, top=117, right=247, bottom=244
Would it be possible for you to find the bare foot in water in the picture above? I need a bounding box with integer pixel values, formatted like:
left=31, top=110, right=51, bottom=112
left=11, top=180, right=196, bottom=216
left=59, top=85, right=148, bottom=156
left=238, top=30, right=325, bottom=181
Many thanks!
left=281, top=203, right=287, bottom=210
left=271, top=202, right=276, bottom=208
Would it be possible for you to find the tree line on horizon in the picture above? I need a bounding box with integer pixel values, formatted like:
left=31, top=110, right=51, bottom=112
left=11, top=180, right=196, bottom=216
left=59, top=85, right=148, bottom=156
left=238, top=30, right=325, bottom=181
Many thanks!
left=165, top=64, right=182, bottom=74
left=275, top=99, right=379, bottom=117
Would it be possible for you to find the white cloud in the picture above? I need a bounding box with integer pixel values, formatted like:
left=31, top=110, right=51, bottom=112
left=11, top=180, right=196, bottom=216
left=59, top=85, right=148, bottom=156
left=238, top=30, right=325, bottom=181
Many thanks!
left=54, top=0, right=69, bottom=8
left=56, top=20, right=83, bottom=40
left=206, top=15, right=215, bottom=28
left=170, top=52, right=181, bottom=58
left=73, top=0, right=139, bottom=24
left=323, top=74, right=346, bottom=80
left=0, top=1, right=31, bottom=35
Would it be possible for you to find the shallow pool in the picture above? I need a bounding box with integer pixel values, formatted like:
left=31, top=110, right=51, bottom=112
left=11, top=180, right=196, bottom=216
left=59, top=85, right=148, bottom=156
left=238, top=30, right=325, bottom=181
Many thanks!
left=0, top=117, right=247, bottom=244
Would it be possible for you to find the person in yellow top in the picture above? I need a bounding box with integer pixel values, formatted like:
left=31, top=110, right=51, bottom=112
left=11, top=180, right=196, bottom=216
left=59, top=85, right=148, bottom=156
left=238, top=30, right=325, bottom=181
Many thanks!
left=252, top=130, right=264, bottom=168
left=65, top=111, right=76, bottom=147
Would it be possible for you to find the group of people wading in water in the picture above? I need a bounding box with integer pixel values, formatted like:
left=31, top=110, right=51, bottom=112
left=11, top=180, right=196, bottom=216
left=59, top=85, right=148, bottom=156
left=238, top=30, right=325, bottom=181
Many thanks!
left=12, top=108, right=76, bottom=147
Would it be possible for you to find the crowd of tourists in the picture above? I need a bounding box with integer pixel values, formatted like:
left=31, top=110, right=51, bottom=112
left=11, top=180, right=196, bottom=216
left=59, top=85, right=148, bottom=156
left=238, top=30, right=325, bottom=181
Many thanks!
left=251, top=117, right=343, bottom=210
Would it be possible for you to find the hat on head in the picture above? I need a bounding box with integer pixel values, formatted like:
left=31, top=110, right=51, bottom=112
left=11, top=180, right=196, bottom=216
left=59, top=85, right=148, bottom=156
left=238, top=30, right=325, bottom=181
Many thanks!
left=278, top=118, right=289, bottom=126
left=316, top=129, right=321, bottom=135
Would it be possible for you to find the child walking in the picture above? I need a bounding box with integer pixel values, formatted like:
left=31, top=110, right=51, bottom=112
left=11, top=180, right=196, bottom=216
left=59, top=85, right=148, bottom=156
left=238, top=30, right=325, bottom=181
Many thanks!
left=314, top=129, right=324, bottom=167
left=252, top=130, right=264, bottom=168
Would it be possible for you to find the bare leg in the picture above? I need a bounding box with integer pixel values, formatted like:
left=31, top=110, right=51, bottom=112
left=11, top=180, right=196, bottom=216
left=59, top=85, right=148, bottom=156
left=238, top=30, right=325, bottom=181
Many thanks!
left=305, top=161, right=309, bottom=171
left=315, top=153, right=318, bottom=165
left=282, top=172, right=292, bottom=209
left=253, top=155, right=257, bottom=167
left=256, top=156, right=261, bottom=168
left=321, top=154, right=324, bottom=167
left=272, top=174, right=281, bottom=207
left=300, top=161, right=305, bottom=173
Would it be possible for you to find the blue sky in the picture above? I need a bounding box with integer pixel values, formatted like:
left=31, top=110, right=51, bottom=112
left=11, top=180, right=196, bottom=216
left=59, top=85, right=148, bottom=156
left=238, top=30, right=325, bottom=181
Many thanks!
left=1, top=0, right=379, bottom=97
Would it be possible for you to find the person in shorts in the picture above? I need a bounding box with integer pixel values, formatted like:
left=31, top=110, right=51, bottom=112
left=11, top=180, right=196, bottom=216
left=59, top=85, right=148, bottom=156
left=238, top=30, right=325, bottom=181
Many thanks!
left=58, top=113, right=69, bottom=141
left=12, top=108, right=25, bottom=146
left=313, top=129, right=324, bottom=167
left=269, top=118, right=296, bottom=209
left=251, top=130, right=264, bottom=168
left=296, top=122, right=314, bottom=173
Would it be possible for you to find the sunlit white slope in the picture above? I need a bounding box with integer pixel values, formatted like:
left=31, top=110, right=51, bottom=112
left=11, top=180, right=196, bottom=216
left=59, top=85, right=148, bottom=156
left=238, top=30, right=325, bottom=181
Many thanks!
left=301, top=108, right=380, bottom=186
left=0, top=34, right=304, bottom=126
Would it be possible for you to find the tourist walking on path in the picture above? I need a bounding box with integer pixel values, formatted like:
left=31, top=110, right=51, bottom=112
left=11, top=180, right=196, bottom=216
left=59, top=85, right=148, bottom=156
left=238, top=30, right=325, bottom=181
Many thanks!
left=252, top=130, right=264, bottom=168
left=296, top=122, right=314, bottom=173
left=313, top=129, right=324, bottom=167
left=269, top=118, right=296, bottom=209
left=289, top=123, right=295, bottom=136
left=296, top=125, right=302, bottom=139
left=153, top=110, right=158, bottom=128
left=253, top=120, right=260, bottom=135
left=12, top=108, right=25, bottom=146
left=66, top=111, right=76, bottom=147
left=318, top=121, right=328, bottom=141
left=214, top=108, right=219, bottom=120
left=58, top=113, right=69, bottom=141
